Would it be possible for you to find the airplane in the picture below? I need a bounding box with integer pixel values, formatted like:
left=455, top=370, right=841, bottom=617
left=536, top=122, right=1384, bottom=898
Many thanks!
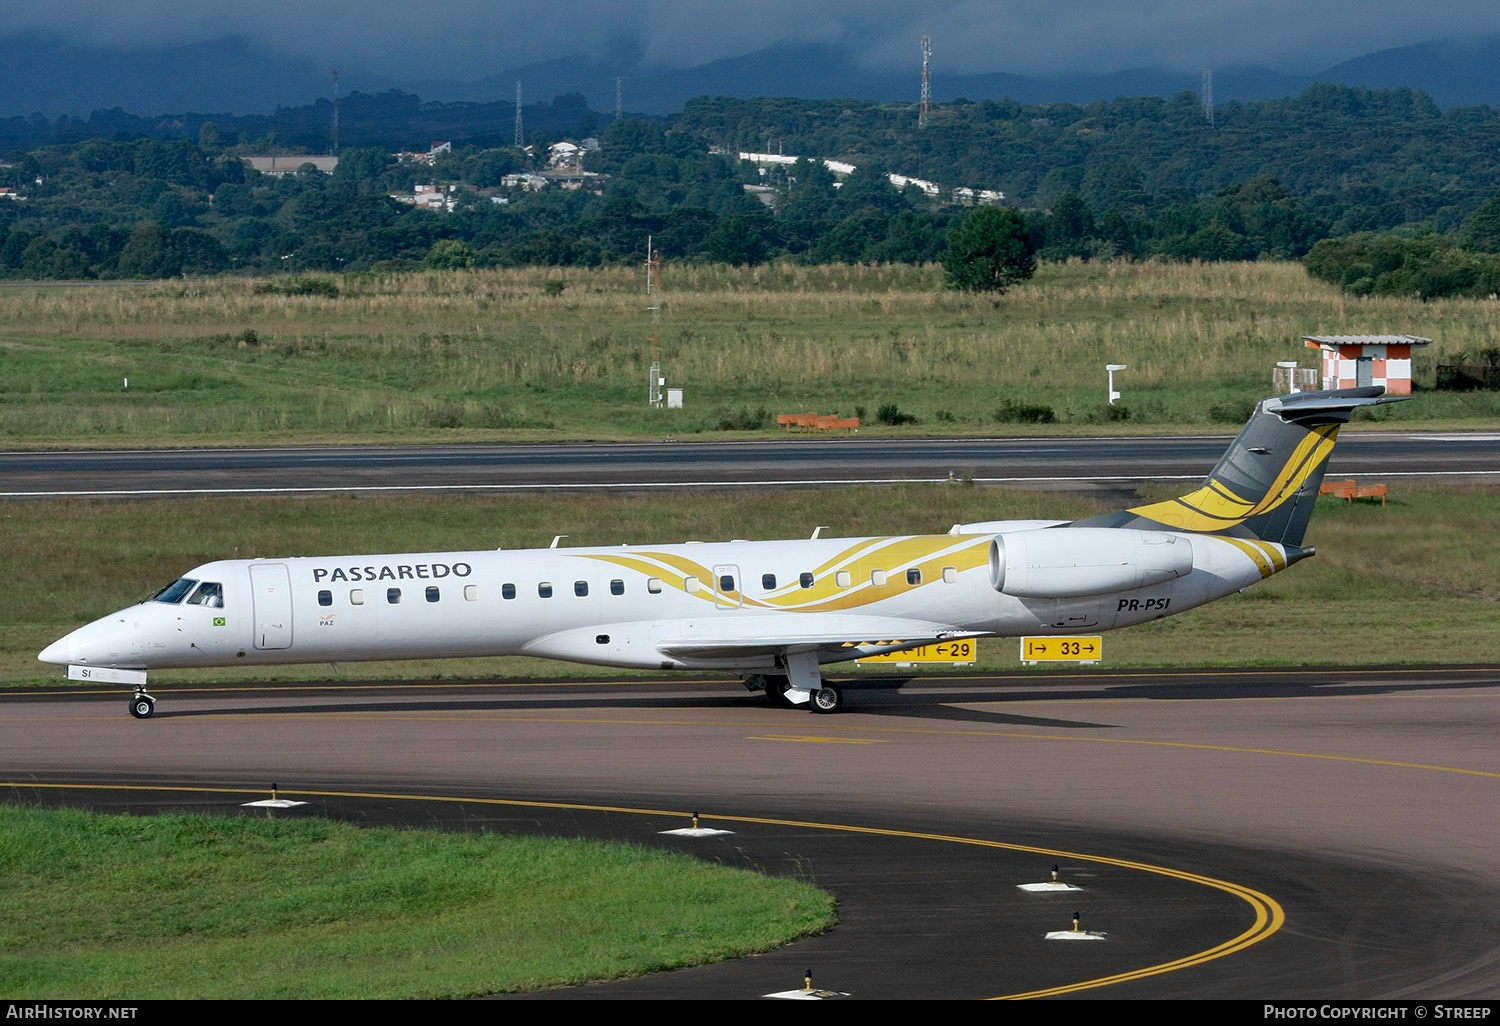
left=40, top=387, right=1401, bottom=719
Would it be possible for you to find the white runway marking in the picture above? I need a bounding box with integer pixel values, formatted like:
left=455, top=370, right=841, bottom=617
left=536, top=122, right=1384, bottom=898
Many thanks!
left=5, top=471, right=1498, bottom=500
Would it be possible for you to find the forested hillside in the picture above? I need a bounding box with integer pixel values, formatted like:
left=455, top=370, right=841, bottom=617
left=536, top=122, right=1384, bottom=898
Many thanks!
left=0, top=83, right=1495, bottom=278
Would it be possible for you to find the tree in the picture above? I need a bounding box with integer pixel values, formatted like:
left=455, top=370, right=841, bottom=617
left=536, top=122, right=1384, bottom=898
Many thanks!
left=1465, top=192, right=1500, bottom=253
left=422, top=238, right=475, bottom=269
left=941, top=206, right=1036, bottom=292
left=706, top=214, right=769, bottom=266
left=117, top=222, right=181, bottom=278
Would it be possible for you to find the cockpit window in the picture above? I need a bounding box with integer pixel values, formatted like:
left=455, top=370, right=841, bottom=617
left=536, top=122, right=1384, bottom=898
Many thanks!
left=152, top=578, right=199, bottom=604
left=186, top=582, right=224, bottom=608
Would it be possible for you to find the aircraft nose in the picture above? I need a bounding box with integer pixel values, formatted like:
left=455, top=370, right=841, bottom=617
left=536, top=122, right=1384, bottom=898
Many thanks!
left=37, top=637, right=70, bottom=665
left=38, top=618, right=128, bottom=666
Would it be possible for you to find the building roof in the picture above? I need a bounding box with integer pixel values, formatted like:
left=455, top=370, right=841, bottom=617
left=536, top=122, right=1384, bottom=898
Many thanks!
left=1303, top=334, right=1433, bottom=349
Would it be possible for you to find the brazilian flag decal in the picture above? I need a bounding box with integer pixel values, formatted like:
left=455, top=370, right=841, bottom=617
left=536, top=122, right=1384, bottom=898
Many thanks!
left=213, top=617, right=226, bottom=627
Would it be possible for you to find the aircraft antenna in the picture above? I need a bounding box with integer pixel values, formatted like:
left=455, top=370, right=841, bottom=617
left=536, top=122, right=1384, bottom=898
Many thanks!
left=919, top=35, right=932, bottom=129
left=1202, top=68, right=1214, bottom=128
left=647, top=235, right=664, bottom=408
left=515, top=80, right=524, bottom=147
left=331, top=70, right=340, bottom=155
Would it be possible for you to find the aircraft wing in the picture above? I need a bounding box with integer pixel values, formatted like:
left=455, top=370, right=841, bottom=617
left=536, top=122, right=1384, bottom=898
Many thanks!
left=654, top=614, right=981, bottom=661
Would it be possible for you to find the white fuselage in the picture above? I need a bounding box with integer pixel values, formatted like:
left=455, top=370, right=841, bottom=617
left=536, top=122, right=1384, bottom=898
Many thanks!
left=39, top=527, right=1287, bottom=676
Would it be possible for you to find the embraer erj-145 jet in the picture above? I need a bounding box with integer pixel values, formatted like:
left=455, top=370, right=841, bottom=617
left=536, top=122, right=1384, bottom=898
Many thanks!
left=41, top=387, right=1399, bottom=718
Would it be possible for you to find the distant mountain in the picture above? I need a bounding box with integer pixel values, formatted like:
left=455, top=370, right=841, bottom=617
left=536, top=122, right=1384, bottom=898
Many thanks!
left=408, top=45, right=1312, bottom=113
left=0, top=31, right=1495, bottom=123
left=0, top=33, right=390, bottom=120
left=1317, top=37, right=1500, bottom=108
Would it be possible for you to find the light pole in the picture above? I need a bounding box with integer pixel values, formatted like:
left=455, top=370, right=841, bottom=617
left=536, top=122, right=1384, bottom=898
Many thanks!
left=1106, top=364, right=1127, bottom=406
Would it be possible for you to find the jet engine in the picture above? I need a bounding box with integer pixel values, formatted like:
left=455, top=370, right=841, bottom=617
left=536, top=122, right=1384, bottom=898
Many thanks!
left=989, top=529, right=1194, bottom=599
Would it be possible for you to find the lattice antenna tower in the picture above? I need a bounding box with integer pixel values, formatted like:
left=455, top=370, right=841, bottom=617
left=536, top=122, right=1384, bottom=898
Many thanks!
left=616, top=77, right=623, bottom=120
left=919, top=35, right=933, bottom=129
left=515, top=81, right=524, bottom=147
left=646, top=236, right=664, bottom=408
left=330, top=70, right=340, bottom=154
left=1202, top=68, right=1214, bottom=128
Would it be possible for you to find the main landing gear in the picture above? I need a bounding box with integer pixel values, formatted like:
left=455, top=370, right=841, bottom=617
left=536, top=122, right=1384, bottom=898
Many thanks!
left=745, top=672, right=845, bottom=713
left=129, top=686, right=155, bottom=719
left=810, top=683, right=843, bottom=714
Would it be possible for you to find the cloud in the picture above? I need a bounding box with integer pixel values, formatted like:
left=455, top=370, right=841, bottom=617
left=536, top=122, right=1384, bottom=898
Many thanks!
left=8, top=1, right=1500, bottom=81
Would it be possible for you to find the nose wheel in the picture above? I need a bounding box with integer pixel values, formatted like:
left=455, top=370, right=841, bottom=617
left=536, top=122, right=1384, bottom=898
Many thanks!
left=129, top=687, right=155, bottom=719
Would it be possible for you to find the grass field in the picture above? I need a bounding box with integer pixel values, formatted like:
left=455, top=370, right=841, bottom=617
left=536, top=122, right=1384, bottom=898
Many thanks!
left=0, top=805, right=835, bottom=998
left=1, top=261, right=1498, bottom=446
left=6, top=482, right=1498, bottom=687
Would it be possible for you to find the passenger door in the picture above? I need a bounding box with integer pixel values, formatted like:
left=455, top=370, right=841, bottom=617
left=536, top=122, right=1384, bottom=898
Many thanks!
left=250, top=563, right=294, bottom=650
left=713, top=565, right=743, bottom=609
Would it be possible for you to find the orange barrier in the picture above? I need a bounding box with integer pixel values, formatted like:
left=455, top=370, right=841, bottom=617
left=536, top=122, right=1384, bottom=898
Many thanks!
left=777, top=412, right=860, bottom=433
left=1320, top=478, right=1387, bottom=505
left=777, top=412, right=822, bottom=433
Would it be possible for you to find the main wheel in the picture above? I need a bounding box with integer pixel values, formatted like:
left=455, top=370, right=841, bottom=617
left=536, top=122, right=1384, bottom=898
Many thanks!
left=764, top=675, right=793, bottom=708
left=129, top=696, right=154, bottom=719
left=810, top=684, right=843, bottom=714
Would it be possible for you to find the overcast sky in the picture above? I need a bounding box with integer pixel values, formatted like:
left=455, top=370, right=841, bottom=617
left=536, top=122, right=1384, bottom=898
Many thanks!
left=9, top=2, right=1500, bottom=79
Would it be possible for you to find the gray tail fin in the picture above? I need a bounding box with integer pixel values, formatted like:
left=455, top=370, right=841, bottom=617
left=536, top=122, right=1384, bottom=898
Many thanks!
left=1074, top=387, right=1406, bottom=545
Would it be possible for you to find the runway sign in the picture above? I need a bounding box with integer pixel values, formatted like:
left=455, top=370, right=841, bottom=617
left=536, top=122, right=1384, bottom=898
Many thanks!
left=857, top=640, right=976, bottom=666
left=1021, top=636, right=1102, bottom=664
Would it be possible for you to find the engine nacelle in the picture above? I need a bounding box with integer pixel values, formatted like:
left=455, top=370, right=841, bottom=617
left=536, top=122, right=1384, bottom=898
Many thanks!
left=989, top=528, right=1194, bottom=599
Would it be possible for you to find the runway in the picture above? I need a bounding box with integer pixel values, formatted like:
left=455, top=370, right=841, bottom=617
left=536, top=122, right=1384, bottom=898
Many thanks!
left=5, top=667, right=1499, bottom=999
left=1, top=431, right=1498, bottom=497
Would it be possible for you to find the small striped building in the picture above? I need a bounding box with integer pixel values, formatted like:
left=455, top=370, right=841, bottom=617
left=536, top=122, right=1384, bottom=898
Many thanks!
left=1304, top=335, right=1432, bottom=395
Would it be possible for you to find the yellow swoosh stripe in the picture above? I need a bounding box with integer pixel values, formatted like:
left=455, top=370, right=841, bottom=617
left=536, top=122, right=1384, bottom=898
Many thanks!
left=1127, top=424, right=1338, bottom=533
left=583, top=535, right=992, bottom=613
left=1221, top=537, right=1274, bottom=579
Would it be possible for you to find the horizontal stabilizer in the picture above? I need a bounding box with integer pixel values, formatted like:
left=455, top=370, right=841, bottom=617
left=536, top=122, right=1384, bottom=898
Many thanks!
left=1263, top=386, right=1409, bottom=425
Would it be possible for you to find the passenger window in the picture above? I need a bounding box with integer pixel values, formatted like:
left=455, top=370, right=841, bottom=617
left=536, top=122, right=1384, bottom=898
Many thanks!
left=318, top=590, right=333, bottom=607
left=574, top=581, right=589, bottom=597
left=685, top=577, right=700, bottom=593
left=943, top=566, right=958, bottom=584
left=425, top=586, right=440, bottom=603
left=387, top=588, right=401, bottom=604
left=502, top=583, right=516, bottom=600
left=836, top=570, right=852, bottom=588
left=647, top=578, right=663, bottom=594
left=907, top=568, right=922, bottom=585
left=187, top=582, right=224, bottom=607
left=610, top=579, right=624, bottom=596
left=464, top=585, right=478, bottom=601
left=799, top=572, right=814, bottom=589
left=350, top=589, right=365, bottom=605
left=871, top=570, right=887, bottom=587
left=538, top=583, right=553, bottom=598
left=762, top=573, right=776, bottom=590
left=719, top=575, right=735, bottom=592
left=152, top=578, right=198, bottom=604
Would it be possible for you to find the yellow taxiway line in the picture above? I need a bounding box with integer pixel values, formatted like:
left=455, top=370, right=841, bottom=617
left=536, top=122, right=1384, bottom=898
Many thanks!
left=0, top=779, right=1283, bottom=1000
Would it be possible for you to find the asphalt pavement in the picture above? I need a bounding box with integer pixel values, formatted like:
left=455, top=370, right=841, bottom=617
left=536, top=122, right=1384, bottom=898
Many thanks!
left=1, top=431, right=1497, bottom=497
left=6, top=667, right=1499, bottom=999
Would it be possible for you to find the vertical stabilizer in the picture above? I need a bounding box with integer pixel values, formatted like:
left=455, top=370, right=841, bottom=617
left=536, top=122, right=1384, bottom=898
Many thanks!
left=1073, top=387, right=1406, bottom=545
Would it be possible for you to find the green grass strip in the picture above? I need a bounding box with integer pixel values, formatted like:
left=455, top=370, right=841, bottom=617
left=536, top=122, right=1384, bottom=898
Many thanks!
left=0, top=805, right=835, bottom=999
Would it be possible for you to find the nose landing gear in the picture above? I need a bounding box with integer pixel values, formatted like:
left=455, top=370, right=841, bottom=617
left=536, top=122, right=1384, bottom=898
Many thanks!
left=129, top=686, right=155, bottom=719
